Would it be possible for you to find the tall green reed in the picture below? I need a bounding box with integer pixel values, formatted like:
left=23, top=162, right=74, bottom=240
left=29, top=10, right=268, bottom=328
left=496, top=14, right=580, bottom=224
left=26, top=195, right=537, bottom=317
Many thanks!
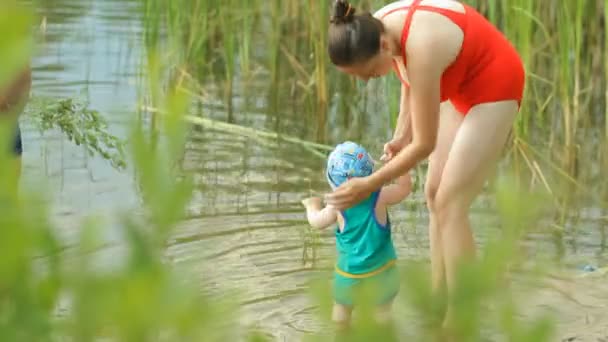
left=605, top=0, right=608, bottom=141
left=308, top=0, right=330, bottom=142
left=238, top=0, right=257, bottom=80
left=385, top=77, right=401, bottom=129
left=268, top=0, right=281, bottom=114
left=219, top=0, right=237, bottom=121
left=507, top=0, right=534, bottom=137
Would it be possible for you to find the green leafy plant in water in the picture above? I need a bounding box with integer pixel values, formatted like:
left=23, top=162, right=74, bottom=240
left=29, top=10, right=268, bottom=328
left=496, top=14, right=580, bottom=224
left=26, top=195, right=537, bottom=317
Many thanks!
left=26, top=96, right=127, bottom=170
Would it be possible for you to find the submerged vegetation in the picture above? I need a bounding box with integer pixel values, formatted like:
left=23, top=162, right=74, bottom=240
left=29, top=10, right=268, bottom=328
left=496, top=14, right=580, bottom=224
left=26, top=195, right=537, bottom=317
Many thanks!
left=0, top=0, right=606, bottom=341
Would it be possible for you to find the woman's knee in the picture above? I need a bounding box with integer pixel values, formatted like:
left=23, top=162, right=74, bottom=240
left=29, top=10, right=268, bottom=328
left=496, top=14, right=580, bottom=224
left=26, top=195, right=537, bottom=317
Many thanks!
left=433, top=187, right=470, bottom=223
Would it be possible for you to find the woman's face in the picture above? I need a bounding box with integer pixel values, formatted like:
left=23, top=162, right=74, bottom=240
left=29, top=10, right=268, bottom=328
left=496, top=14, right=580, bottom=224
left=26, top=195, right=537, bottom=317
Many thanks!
left=336, top=35, right=394, bottom=82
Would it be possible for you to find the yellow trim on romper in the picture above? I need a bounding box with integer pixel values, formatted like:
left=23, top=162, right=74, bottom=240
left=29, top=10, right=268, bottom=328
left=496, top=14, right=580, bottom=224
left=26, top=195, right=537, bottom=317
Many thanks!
left=334, top=259, right=397, bottom=279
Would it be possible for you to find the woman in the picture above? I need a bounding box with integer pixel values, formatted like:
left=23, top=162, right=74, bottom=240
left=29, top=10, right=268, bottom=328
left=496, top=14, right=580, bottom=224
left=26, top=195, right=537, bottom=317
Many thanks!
left=1, top=65, right=32, bottom=194
left=324, top=0, right=525, bottom=325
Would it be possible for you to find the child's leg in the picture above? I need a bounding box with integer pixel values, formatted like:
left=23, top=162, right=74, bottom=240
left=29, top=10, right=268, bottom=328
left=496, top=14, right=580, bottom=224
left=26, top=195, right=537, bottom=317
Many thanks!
left=375, top=300, right=400, bottom=341
left=332, top=303, right=353, bottom=335
left=374, top=265, right=400, bottom=325
left=374, top=301, right=393, bottom=325
left=332, top=272, right=355, bottom=332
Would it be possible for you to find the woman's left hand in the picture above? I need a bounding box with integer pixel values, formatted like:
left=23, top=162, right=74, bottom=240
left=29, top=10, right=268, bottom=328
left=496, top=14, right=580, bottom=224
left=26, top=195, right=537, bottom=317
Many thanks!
left=324, top=177, right=375, bottom=210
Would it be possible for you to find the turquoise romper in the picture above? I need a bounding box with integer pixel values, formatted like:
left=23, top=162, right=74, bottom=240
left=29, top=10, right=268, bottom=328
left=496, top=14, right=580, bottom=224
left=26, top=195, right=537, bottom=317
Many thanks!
left=333, top=191, right=400, bottom=306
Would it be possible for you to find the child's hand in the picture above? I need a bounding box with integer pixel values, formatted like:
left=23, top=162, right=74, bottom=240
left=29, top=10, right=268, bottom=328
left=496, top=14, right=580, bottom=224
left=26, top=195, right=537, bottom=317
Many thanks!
left=381, top=137, right=407, bottom=162
left=301, top=197, right=322, bottom=208
left=302, top=197, right=338, bottom=229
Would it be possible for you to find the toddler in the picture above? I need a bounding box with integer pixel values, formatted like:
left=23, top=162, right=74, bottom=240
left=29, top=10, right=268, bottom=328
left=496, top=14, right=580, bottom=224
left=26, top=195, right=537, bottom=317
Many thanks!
left=302, top=141, right=412, bottom=331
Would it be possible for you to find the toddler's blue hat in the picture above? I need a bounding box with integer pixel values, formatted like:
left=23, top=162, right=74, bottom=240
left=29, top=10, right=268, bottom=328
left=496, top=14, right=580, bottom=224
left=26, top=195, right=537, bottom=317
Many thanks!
left=326, top=141, right=374, bottom=188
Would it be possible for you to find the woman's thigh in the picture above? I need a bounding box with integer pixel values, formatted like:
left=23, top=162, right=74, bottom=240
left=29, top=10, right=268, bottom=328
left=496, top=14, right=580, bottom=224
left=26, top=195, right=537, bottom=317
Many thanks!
left=425, top=101, right=463, bottom=205
left=433, top=100, right=518, bottom=209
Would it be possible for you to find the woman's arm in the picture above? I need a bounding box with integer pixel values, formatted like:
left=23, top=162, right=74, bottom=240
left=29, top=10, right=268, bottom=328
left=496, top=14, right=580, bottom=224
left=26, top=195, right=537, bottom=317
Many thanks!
left=369, top=25, right=457, bottom=189
left=394, top=84, right=412, bottom=144
left=378, top=172, right=412, bottom=206
left=382, top=84, right=412, bottom=162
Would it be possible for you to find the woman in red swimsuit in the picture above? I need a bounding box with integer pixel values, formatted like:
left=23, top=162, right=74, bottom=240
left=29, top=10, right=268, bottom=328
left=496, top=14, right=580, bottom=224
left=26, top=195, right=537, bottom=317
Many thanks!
left=324, top=0, right=525, bottom=326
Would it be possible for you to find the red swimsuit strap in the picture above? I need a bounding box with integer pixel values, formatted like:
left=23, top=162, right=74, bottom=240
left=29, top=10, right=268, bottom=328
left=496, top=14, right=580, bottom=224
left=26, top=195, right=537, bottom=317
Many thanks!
left=416, top=5, right=467, bottom=20
left=399, top=0, right=423, bottom=65
left=381, top=1, right=467, bottom=67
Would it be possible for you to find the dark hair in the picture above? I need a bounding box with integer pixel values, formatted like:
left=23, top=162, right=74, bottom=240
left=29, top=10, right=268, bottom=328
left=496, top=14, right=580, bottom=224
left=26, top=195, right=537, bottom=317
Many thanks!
left=328, top=1, right=384, bottom=66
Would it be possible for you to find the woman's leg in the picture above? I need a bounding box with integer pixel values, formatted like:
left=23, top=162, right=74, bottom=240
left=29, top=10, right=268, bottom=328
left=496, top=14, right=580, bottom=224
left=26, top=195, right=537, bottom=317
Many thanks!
left=432, top=100, right=518, bottom=321
left=425, top=102, right=463, bottom=293
left=374, top=301, right=398, bottom=340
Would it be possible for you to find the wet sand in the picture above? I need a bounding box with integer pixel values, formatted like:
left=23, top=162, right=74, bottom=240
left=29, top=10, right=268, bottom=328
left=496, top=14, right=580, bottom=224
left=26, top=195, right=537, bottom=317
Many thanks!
left=529, top=270, right=608, bottom=341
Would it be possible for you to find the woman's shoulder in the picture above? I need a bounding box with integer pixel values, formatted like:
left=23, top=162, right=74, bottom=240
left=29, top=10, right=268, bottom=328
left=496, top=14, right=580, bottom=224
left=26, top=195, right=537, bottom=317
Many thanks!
left=373, top=1, right=411, bottom=19
left=373, top=1, right=411, bottom=41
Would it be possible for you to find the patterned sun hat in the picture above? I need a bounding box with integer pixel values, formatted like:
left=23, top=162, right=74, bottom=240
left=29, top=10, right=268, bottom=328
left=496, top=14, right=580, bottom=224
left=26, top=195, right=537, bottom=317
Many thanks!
left=326, top=141, right=374, bottom=188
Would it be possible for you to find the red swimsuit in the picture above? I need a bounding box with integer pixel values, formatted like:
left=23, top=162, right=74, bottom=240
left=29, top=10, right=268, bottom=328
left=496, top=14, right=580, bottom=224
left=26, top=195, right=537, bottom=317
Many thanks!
left=384, top=0, right=525, bottom=114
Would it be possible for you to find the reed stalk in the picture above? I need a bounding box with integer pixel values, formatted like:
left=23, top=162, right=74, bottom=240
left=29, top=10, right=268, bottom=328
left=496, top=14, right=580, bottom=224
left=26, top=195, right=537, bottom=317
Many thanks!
left=605, top=0, right=608, bottom=140
left=308, top=0, right=330, bottom=142
left=142, top=106, right=333, bottom=152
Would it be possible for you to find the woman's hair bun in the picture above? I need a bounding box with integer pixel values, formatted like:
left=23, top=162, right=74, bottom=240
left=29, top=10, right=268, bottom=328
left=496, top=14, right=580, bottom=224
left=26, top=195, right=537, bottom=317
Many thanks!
left=330, top=0, right=357, bottom=24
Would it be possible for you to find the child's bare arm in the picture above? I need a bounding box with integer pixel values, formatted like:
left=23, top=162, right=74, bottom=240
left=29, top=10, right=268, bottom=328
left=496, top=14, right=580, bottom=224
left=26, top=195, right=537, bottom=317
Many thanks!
left=302, top=197, right=338, bottom=229
left=378, top=173, right=412, bottom=206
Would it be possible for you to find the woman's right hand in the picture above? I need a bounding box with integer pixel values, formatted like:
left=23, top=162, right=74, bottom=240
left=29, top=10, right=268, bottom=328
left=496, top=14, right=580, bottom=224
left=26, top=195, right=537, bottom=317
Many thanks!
left=381, top=136, right=407, bottom=162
